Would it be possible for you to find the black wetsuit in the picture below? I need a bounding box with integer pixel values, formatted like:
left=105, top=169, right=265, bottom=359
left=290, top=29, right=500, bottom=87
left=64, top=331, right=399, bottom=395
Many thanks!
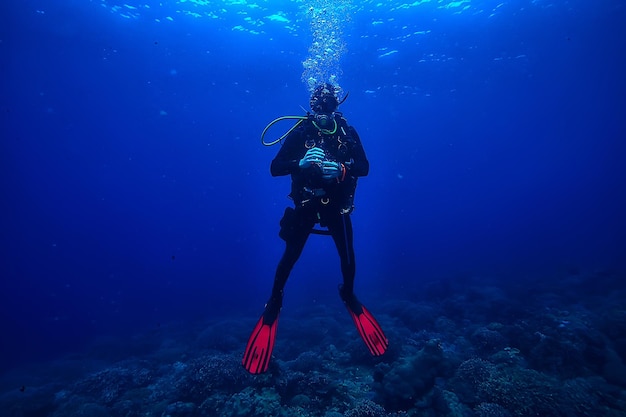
left=265, top=113, right=369, bottom=315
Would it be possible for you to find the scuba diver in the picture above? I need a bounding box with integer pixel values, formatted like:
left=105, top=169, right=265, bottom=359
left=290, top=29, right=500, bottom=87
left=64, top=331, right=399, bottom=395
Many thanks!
left=242, top=83, right=388, bottom=374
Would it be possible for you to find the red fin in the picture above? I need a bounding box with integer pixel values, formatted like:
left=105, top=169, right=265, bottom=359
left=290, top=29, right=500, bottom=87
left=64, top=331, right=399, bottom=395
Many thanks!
left=347, top=304, right=389, bottom=356
left=242, top=315, right=279, bottom=374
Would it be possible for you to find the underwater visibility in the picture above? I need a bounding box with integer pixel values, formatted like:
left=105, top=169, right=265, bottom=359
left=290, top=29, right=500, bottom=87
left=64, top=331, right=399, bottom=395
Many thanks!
left=2, top=0, right=626, bottom=416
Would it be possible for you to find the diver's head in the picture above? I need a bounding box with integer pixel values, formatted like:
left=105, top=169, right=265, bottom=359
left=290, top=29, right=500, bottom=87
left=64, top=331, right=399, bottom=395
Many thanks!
left=310, top=83, right=339, bottom=114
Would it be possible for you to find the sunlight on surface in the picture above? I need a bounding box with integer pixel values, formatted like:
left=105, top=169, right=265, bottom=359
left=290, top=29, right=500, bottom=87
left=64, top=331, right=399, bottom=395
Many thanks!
left=95, top=0, right=533, bottom=27
left=87, top=0, right=553, bottom=94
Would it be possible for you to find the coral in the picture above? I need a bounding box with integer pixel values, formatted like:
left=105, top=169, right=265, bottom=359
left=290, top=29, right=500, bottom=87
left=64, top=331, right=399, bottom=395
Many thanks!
left=557, top=376, right=626, bottom=416
left=601, top=347, right=626, bottom=386
left=73, top=403, right=111, bottom=417
left=111, top=399, right=139, bottom=416
left=287, top=350, right=322, bottom=372
left=527, top=330, right=591, bottom=378
left=5, top=276, right=626, bottom=417
left=72, top=366, right=153, bottom=405
left=289, top=394, right=312, bottom=408
left=175, top=354, right=250, bottom=402
left=450, top=359, right=560, bottom=416
left=599, top=308, right=626, bottom=350
left=558, top=378, right=602, bottom=415
left=434, top=316, right=457, bottom=334
left=471, top=327, right=507, bottom=354
left=220, top=387, right=283, bottom=417
left=489, top=347, right=526, bottom=367
left=448, top=358, right=496, bottom=404
left=433, top=389, right=472, bottom=417
left=161, top=401, right=197, bottom=417
left=374, top=339, right=448, bottom=411
left=484, top=369, right=559, bottom=415
left=344, top=399, right=386, bottom=417
left=321, top=344, right=352, bottom=366
left=474, top=402, right=511, bottom=417
left=52, top=399, right=112, bottom=417
left=275, top=369, right=345, bottom=408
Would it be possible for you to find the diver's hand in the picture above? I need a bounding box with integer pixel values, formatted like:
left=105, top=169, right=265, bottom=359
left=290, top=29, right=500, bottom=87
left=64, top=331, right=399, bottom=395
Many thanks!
left=299, top=147, right=325, bottom=169
left=322, top=161, right=343, bottom=180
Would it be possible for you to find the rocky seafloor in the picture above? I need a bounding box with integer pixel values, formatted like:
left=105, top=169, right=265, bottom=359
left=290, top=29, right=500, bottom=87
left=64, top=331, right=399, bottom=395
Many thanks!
left=2, top=272, right=625, bottom=417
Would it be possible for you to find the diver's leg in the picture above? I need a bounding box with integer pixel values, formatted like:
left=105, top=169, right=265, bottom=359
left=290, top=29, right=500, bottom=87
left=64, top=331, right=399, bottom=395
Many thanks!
left=327, top=213, right=356, bottom=295
left=243, top=209, right=314, bottom=374
left=268, top=209, right=315, bottom=307
left=327, top=214, right=389, bottom=356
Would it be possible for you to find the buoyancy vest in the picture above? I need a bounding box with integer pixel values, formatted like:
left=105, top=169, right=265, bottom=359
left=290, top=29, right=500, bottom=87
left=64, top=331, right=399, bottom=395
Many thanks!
left=292, top=112, right=359, bottom=214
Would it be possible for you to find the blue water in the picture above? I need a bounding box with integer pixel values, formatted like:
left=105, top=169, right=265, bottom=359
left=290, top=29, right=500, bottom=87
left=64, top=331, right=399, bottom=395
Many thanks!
left=2, top=0, right=626, bottom=415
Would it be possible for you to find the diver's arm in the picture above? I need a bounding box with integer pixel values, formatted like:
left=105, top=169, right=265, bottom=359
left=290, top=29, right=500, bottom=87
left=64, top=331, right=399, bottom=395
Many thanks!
left=270, top=131, right=304, bottom=177
left=345, top=127, right=370, bottom=177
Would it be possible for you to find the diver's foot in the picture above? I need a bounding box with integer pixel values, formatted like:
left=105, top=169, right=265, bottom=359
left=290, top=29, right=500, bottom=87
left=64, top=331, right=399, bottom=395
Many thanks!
left=263, top=292, right=283, bottom=325
left=339, top=285, right=388, bottom=356
left=339, top=284, right=360, bottom=312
